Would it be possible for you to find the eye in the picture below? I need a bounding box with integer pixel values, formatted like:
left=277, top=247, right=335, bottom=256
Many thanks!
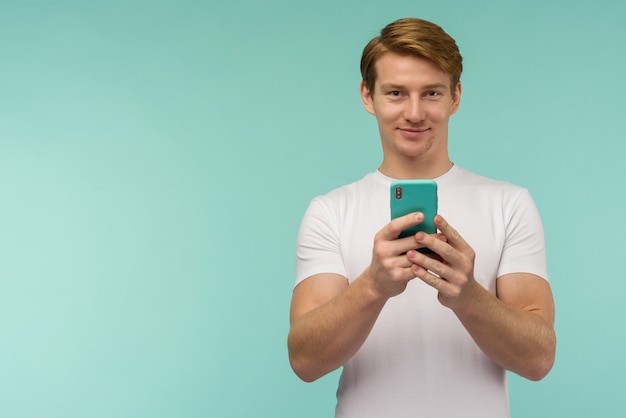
left=389, top=90, right=401, bottom=96
left=426, top=90, right=440, bottom=97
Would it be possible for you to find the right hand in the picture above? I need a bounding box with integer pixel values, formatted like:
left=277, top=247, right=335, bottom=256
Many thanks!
left=365, top=212, right=434, bottom=298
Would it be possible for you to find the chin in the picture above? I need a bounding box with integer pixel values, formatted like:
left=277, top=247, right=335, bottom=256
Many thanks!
left=399, top=144, right=434, bottom=159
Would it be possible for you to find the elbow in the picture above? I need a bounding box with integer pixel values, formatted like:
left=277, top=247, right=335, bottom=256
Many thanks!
left=290, top=361, right=321, bottom=383
left=288, top=353, right=323, bottom=383
left=288, top=333, right=333, bottom=383
left=522, top=355, right=555, bottom=381
left=519, top=337, right=557, bottom=382
left=287, top=336, right=323, bottom=383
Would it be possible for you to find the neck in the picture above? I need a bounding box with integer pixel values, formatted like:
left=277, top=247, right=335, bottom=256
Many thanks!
left=378, top=157, right=453, bottom=180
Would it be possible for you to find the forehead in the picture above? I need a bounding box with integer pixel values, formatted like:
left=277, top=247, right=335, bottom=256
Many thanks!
left=374, top=52, right=452, bottom=89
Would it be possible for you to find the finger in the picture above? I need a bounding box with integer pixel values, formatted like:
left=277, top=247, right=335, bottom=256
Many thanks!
left=393, top=252, right=415, bottom=269
left=413, top=230, right=455, bottom=262
left=435, top=233, right=448, bottom=243
left=394, top=232, right=444, bottom=257
left=407, top=248, right=452, bottom=279
left=412, top=264, right=445, bottom=291
left=387, top=254, right=421, bottom=283
left=379, top=212, right=425, bottom=241
left=396, top=235, right=426, bottom=255
left=434, top=215, right=469, bottom=251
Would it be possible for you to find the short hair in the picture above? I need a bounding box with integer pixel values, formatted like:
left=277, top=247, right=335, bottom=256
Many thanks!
left=360, top=18, right=463, bottom=94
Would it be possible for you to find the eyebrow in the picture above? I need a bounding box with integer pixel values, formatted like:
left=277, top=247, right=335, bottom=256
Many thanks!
left=422, top=83, right=448, bottom=90
left=378, top=82, right=448, bottom=91
left=378, top=83, right=404, bottom=91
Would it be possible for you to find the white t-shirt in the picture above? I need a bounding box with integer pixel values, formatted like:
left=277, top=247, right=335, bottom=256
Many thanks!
left=295, top=165, right=548, bottom=418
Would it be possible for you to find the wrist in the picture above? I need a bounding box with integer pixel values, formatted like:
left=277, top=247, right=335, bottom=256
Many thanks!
left=449, top=279, right=487, bottom=315
left=356, top=267, right=390, bottom=306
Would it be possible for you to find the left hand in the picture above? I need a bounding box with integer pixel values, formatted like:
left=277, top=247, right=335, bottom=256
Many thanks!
left=406, top=214, right=479, bottom=309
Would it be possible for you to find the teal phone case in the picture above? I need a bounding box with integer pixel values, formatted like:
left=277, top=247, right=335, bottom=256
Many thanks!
left=390, top=180, right=438, bottom=238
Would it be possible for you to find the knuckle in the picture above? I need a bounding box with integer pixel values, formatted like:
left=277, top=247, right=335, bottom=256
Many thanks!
left=460, top=257, right=474, bottom=273
left=390, top=269, right=405, bottom=281
left=443, top=245, right=455, bottom=258
left=423, top=258, right=437, bottom=273
left=387, top=221, right=403, bottom=238
left=467, top=249, right=476, bottom=261
left=373, top=240, right=390, bottom=257
left=381, top=258, right=395, bottom=271
left=448, top=286, right=462, bottom=298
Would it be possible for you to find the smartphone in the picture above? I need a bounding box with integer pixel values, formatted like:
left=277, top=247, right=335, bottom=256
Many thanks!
left=390, top=180, right=438, bottom=239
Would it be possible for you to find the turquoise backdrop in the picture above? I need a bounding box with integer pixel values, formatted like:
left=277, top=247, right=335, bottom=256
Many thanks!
left=1, top=0, right=624, bottom=417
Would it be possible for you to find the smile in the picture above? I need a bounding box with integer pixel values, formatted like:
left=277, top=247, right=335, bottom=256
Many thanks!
left=398, top=127, right=430, bottom=137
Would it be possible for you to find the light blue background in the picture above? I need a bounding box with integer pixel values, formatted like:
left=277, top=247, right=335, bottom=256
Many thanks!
left=1, top=0, right=624, bottom=417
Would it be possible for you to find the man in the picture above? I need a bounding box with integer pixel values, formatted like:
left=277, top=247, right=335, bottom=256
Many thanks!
left=288, top=17, right=556, bottom=418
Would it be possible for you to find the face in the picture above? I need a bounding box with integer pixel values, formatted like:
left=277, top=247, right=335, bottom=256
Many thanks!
left=360, top=52, right=461, bottom=172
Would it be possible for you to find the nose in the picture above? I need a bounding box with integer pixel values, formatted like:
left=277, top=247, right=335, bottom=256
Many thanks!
left=404, top=97, right=425, bottom=123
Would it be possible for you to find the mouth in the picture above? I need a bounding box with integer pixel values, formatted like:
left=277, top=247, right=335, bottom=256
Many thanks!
left=398, top=127, right=430, bottom=137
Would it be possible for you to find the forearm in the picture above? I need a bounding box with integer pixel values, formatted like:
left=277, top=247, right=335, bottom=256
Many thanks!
left=453, top=283, right=556, bottom=380
left=288, top=270, right=388, bottom=382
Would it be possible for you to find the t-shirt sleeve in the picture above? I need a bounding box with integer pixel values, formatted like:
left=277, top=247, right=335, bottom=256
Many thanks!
left=295, top=197, right=347, bottom=288
left=497, top=188, right=549, bottom=282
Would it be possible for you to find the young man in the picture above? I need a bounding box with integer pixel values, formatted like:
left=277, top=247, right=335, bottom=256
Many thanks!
left=288, top=18, right=556, bottom=418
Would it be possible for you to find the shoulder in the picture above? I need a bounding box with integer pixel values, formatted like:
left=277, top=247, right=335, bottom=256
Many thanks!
left=308, top=171, right=384, bottom=210
left=452, top=166, right=525, bottom=192
left=448, top=166, right=531, bottom=204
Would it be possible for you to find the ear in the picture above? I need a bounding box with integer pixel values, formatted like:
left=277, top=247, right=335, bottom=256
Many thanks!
left=450, top=81, right=462, bottom=115
left=360, top=81, right=376, bottom=115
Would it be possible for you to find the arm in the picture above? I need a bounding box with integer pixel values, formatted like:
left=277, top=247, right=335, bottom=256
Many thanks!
left=288, top=271, right=385, bottom=382
left=407, top=215, right=556, bottom=380
left=288, top=212, right=433, bottom=382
